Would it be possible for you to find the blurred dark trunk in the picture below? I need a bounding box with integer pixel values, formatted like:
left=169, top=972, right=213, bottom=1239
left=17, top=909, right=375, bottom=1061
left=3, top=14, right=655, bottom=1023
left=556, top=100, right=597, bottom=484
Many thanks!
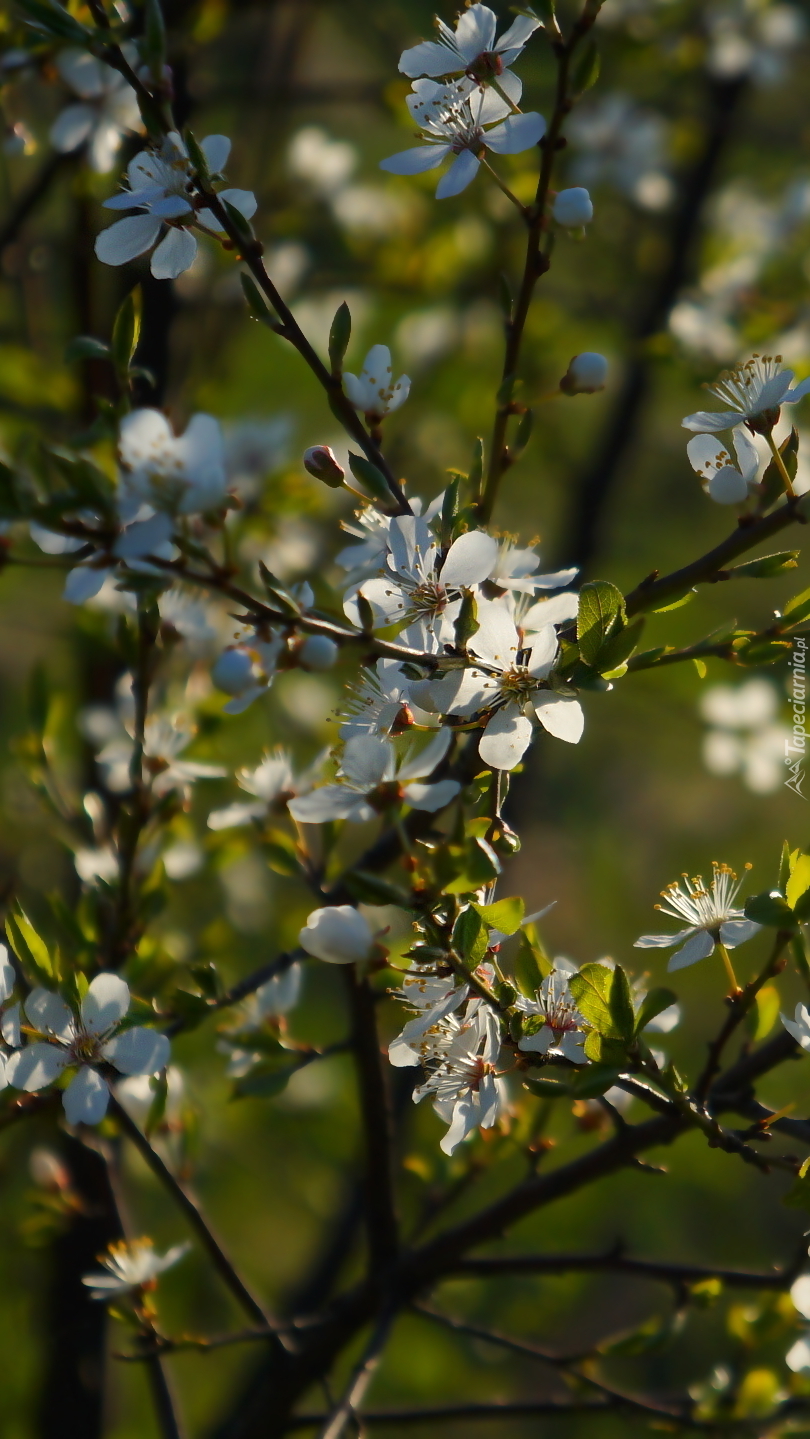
left=36, top=1136, right=123, bottom=1439
left=559, top=75, right=748, bottom=574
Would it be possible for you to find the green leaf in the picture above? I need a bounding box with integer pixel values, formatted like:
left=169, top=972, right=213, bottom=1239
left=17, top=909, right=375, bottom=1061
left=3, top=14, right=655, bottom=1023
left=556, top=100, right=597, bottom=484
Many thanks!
left=577, top=581, right=625, bottom=666
left=583, top=1031, right=628, bottom=1065
left=328, top=301, right=352, bottom=374
left=727, top=551, right=799, bottom=580
left=468, top=437, right=484, bottom=496
left=783, top=1172, right=810, bottom=1212
left=783, top=585, right=810, bottom=625
left=786, top=852, right=810, bottom=910
left=744, top=890, right=796, bottom=929
left=347, top=452, right=392, bottom=506
left=591, top=616, right=644, bottom=675
left=570, top=1065, right=623, bottom=1098
left=454, top=590, right=479, bottom=651
left=513, top=933, right=545, bottom=996
left=143, top=0, right=167, bottom=78
left=264, top=834, right=302, bottom=879
left=240, top=273, right=281, bottom=330
left=111, top=289, right=141, bottom=375
left=6, top=911, right=56, bottom=985
left=65, top=336, right=111, bottom=364
left=523, top=1075, right=569, bottom=1098
left=572, top=39, right=600, bottom=95
left=634, top=987, right=677, bottom=1036
left=184, top=127, right=210, bottom=181
left=440, top=475, right=462, bottom=548
left=569, top=961, right=613, bottom=1031
left=452, top=907, right=489, bottom=966
left=17, top=0, right=90, bottom=41
left=778, top=841, right=793, bottom=894
left=472, top=896, right=525, bottom=936
left=510, top=408, right=533, bottom=461
left=257, top=561, right=300, bottom=616
left=444, top=837, right=501, bottom=895
left=221, top=198, right=255, bottom=244
left=145, top=1072, right=168, bottom=1137
left=609, top=964, right=635, bottom=1044
left=345, top=871, right=409, bottom=906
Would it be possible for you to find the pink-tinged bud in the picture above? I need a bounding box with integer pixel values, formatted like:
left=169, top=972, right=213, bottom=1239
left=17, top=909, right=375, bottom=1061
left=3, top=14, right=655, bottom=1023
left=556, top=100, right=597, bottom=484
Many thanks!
left=560, top=352, right=608, bottom=395
left=303, top=446, right=345, bottom=488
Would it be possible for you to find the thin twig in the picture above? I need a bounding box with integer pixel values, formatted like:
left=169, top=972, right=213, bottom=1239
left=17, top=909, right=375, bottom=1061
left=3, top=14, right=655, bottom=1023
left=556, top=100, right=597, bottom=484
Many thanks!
left=316, top=1310, right=393, bottom=1439
left=108, top=1097, right=281, bottom=1336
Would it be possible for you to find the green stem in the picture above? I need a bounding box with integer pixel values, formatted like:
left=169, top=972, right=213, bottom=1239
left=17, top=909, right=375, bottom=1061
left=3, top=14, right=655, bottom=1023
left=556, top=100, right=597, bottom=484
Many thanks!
left=766, top=430, right=796, bottom=499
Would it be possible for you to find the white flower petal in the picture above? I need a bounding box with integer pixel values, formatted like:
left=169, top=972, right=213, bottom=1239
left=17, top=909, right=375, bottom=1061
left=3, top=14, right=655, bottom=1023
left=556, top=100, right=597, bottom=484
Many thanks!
left=6, top=1043, right=69, bottom=1092
left=440, top=1095, right=477, bottom=1154
left=479, top=704, right=533, bottom=770
left=706, top=467, right=749, bottom=504
left=398, top=39, right=460, bottom=77
left=436, top=149, right=480, bottom=199
left=341, top=735, right=395, bottom=788
left=719, top=918, right=761, bottom=948
left=484, top=111, right=545, bottom=155
left=533, top=693, right=584, bottom=744
left=380, top=144, right=450, bottom=176
left=667, top=929, right=715, bottom=970
left=403, top=778, right=460, bottom=811
left=440, top=530, right=498, bottom=586
left=0, top=946, right=15, bottom=1004
left=81, top=973, right=130, bottom=1035
left=681, top=409, right=743, bottom=432
left=50, top=103, right=95, bottom=153
left=64, top=566, right=111, bottom=604
left=95, top=214, right=162, bottom=266
left=299, top=905, right=373, bottom=964
left=397, top=726, right=452, bottom=781
left=791, top=1275, right=810, bottom=1320
left=102, top=1027, right=170, bottom=1075
left=288, top=787, right=371, bottom=823
left=63, top=1066, right=110, bottom=1125
left=217, top=187, right=257, bottom=220
left=25, top=988, right=74, bottom=1040
left=522, top=592, right=579, bottom=628
left=150, top=226, right=197, bottom=280
left=200, top=133, right=231, bottom=172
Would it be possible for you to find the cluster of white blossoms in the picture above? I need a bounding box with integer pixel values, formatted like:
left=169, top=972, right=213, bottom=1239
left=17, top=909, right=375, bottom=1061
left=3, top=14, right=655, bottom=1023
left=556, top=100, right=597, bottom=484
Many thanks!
left=699, top=679, right=790, bottom=795
left=95, top=132, right=256, bottom=280
left=0, top=970, right=169, bottom=1126
left=49, top=48, right=142, bottom=174
left=683, top=354, right=810, bottom=504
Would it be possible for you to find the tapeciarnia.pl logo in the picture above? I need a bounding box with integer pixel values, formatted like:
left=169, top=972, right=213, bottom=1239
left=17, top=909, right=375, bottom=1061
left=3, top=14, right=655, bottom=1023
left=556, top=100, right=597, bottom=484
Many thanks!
left=786, top=637, right=807, bottom=798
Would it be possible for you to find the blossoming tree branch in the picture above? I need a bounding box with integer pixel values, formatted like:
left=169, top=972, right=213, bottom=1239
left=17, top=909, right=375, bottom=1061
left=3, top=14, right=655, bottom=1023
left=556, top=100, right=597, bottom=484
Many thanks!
left=2, top=0, right=810, bottom=1435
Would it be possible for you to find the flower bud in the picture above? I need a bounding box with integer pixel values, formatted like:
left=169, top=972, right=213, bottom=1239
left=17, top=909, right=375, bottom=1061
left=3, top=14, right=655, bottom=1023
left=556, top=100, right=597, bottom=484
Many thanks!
left=212, top=646, right=255, bottom=695
left=560, top=352, right=608, bottom=395
left=303, top=445, right=345, bottom=488
left=298, top=905, right=374, bottom=964
left=299, top=634, right=339, bottom=671
left=552, top=187, right=593, bottom=227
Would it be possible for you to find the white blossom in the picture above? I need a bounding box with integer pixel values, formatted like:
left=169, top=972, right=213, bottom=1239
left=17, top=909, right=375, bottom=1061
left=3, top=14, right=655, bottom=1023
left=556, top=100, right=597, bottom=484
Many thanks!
left=552, top=187, right=593, bottom=227
left=781, top=1003, right=810, bottom=1053
left=118, top=408, right=228, bottom=516
left=208, top=748, right=322, bottom=830
left=95, top=132, right=256, bottom=280
left=346, top=515, right=498, bottom=650
left=517, top=959, right=588, bottom=1062
left=211, top=640, right=282, bottom=713
left=142, top=716, right=226, bottom=797
left=288, top=730, right=459, bottom=823
left=338, top=659, right=417, bottom=741
left=380, top=78, right=545, bottom=200
left=411, top=1001, right=507, bottom=1154
left=399, top=4, right=540, bottom=108
left=6, top=975, right=170, bottom=1125
left=299, top=634, right=339, bottom=671
left=567, top=93, right=672, bottom=211
left=50, top=49, right=141, bottom=173
left=82, top=1238, right=189, bottom=1300
left=299, top=906, right=375, bottom=964
left=634, top=862, right=761, bottom=971
left=343, top=346, right=410, bottom=419
left=388, top=969, right=469, bottom=1068
left=682, top=353, right=810, bottom=436
left=686, top=428, right=759, bottom=504
left=699, top=680, right=789, bottom=793
left=413, top=598, right=584, bottom=769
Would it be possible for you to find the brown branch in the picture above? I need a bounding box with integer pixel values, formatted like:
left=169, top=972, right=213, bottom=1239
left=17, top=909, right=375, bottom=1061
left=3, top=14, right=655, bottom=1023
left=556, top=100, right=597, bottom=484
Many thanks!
left=451, top=1246, right=806, bottom=1289
left=695, top=932, right=792, bottom=1103
left=342, top=968, right=399, bottom=1272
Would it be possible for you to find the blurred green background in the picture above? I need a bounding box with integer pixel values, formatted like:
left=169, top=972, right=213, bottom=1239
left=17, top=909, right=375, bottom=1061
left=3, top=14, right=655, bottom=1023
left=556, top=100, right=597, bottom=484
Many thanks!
left=3, top=0, right=810, bottom=1434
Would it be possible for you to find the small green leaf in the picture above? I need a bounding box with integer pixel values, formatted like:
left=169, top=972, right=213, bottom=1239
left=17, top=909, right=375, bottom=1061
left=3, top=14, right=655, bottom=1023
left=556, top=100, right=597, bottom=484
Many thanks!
left=786, top=852, right=810, bottom=910
left=782, top=584, right=810, bottom=625
left=524, top=1075, right=570, bottom=1098
left=468, top=438, right=484, bottom=495
left=240, top=273, right=281, bottom=329
left=570, top=1065, right=622, bottom=1098
left=744, top=890, right=796, bottom=929
left=345, top=871, right=409, bottom=906
left=572, top=39, right=600, bottom=95
left=347, top=452, right=393, bottom=506
left=65, top=336, right=111, bottom=364
left=510, top=408, right=533, bottom=461
left=452, top=907, right=489, bottom=966
left=232, top=1066, right=292, bottom=1100
left=444, top=837, right=501, bottom=895
left=472, top=896, right=525, bottom=936
left=569, top=962, right=613, bottom=1031
left=513, top=934, right=545, bottom=996
left=111, top=289, right=142, bottom=375
left=591, top=616, right=644, bottom=675
left=454, top=589, right=479, bottom=651
left=634, top=987, right=677, bottom=1036
left=18, top=0, right=90, bottom=42
left=6, top=910, right=56, bottom=984
left=609, top=965, right=635, bottom=1044
left=440, top=475, right=462, bottom=547
left=727, top=551, right=799, bottom=580
left=328, top=301, right=352, bottom=374
left=577, top=581, right=625, bottom=667
left=778, top=841, right=793, bottom=895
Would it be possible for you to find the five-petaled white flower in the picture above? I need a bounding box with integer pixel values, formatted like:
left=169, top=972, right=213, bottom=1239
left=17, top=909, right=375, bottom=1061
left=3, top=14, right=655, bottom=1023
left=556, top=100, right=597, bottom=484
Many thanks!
left=346, top=515, right=498, bottom=651
left=50, top=49, right=141, bottom=174
left=414, top=598, right=584, bottom=769
left=119, top=408, right=228, bottom=516
left=6, top=975, right=170, bottom=1126
left=82, top=1238, right=189, bottom=1300
left=634, top=862, right=761, bottom=971
left=399, top=3, right=540, bottom=108
left=338, top=659, right=417, bottom=741
left=412, top=1002, right=507, bottom=1155
left=686, top=428, right=759, bottom=505
left=517, top=959, right=588, bottom=1062
left=298, top=906, right=376, bottom=965
left=682, top=354, right=810, bottom=437
left=380, top=78, right=545, bottom=199
left=208, top=748, right=322, bottom=830
left=388, top=969, right=469, bottom=1068
left=288, top=730, right=459, bottom=823
left=343, top=346, right=410, bottom=420
left=95, top=132, right=256, bottom=280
